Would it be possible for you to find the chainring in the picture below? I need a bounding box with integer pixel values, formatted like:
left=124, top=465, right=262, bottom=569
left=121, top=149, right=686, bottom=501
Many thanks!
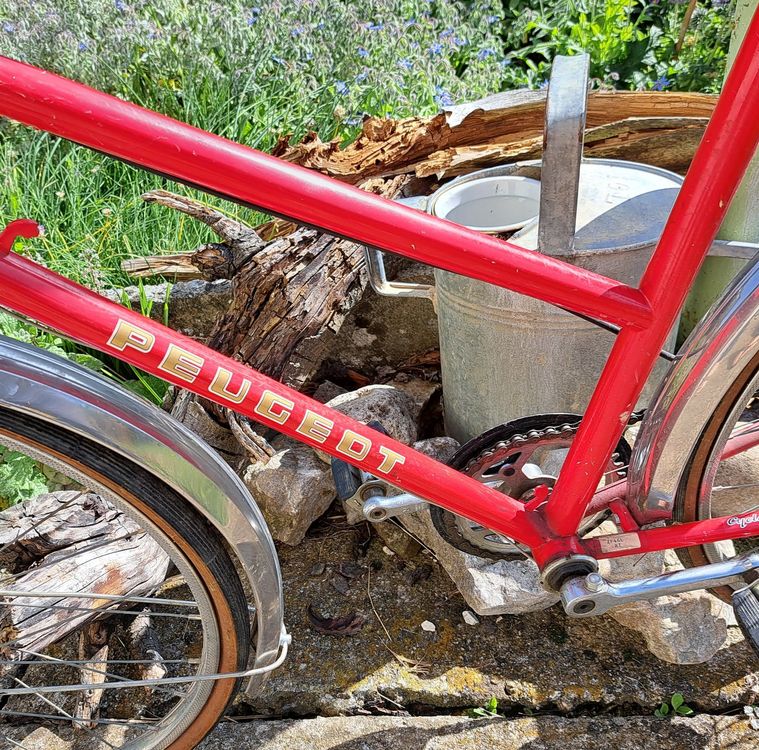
left=430, top=413, right=632, bottom=561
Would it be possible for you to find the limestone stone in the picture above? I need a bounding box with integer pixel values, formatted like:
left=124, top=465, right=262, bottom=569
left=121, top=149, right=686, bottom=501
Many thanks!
left=602, top=546, right=732, bottom=664
left=104, top=279, right=232, bottom=339
left=401, top=509, right=558, bottom=615
left=243, top=442, right=336, bottom=545
left=7, top=716, right=755, bottom=750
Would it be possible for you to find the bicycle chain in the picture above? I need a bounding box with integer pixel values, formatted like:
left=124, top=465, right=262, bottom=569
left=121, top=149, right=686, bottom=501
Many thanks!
left=462, top=409, right=645, bottom=476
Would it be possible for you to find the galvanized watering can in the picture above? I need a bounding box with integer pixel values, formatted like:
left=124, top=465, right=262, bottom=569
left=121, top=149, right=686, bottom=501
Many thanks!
left=365, top=55, right=756, bottom=442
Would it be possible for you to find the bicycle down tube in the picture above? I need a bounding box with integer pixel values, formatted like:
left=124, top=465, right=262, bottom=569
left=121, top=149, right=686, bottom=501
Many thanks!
left=0, top=5, right=759, bottom=568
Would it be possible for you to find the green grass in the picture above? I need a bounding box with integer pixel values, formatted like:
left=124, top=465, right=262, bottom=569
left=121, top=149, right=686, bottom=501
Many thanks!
left=0, top=0, right=731, bottom=288
left=0, top=0, right=510, bottom=286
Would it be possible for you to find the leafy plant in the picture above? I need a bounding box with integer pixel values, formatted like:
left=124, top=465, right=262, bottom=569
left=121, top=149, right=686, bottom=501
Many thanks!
left=0, top=445, right=50, bottom=509
left=654, top=692, right=695, bottom=718
left=468, top=696, right=501, bottom=719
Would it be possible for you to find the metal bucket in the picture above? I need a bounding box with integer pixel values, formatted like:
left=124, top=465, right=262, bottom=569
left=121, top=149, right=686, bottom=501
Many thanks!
left=364, top=55, right=758, bottom=444
left=433, top=158, right=683, bottom=441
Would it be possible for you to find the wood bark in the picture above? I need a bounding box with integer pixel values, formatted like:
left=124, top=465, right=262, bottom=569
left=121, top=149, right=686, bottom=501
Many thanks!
left=271, top=90, right=715, bottom=183
left=140, top=176, right=407, bottom=392
left=0, top=491, right=170, bottom=665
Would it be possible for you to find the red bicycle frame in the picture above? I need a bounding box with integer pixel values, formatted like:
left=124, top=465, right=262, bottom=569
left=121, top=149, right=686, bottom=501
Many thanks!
left=1, top=9, right=759, bottom=569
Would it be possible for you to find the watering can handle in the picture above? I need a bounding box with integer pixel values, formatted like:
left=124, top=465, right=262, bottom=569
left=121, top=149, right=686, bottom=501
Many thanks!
left=538, top=54, right=590, bottom=256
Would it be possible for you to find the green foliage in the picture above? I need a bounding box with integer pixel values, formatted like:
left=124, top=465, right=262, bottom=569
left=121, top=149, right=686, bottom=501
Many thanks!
left=468, top=696, right=501, bottom=718
left=0, top=445, right=50, bottom=509
left=654, top=692, right=695, bottom=718
left=499, top=0, right=733, bottom=92
left=0, top=0, right=508, bottom=287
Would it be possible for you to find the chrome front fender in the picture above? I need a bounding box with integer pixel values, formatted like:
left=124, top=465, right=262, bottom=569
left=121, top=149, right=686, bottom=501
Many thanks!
left=0, top=335, right=285, bottom=696
left=629, top=256, right=759, bottom=524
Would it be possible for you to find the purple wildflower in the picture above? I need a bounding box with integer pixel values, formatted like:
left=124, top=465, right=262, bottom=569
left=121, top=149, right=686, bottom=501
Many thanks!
left=477, top=48, right=495, bottom=61
left=78, top=41, right=88, bottom=52
left=271, top=55, right=286, bottom=65
left=434, top=86, right=454, bottom=107
left=428, top=42, right=443, bottom=56
left=398, top=58, right=413, bottom=71
left=486, top=14, right=500, bottom=24
left=440, top=27, right=453, bottom=38
left=652, top=75, right=671, bottom=91
left=291, top=24, right=305, bottom=37
left=357, top=46, right=369, bottom=58
left=114, top=0, right=127, bottom=11
left=366, top=22, right=384, bottom=31
left=2, top=22, right=15, bottom=33
left=344, top=115, right=363, bottom=127
left=336, top=80, right=349, bottom=95
left=355, top=70, right=368, bottom=83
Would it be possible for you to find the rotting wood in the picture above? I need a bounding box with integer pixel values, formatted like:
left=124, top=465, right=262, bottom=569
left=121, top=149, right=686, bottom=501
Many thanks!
left=270, top=91, right=715, bottom=183
left=0, top=491, right=171, bottom=664
left=73, top=621, right=111, bottom=730
left=410, top=117, right=709, bottom=179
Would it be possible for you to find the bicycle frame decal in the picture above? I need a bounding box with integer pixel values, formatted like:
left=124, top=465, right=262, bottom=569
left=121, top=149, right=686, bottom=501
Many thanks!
left=1, top=7, right=759, bottom=568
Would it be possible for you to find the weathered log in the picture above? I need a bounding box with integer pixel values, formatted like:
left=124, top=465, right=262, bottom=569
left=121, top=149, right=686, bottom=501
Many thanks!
left=272, top=91, right=715, bottom=183
left=411, top=116, right=709, bottom=179
left=140, top=176, right=407, bottom=392
left=73, top=621, right=111, bottom=730
left=0, top=491, right=170, bottom=665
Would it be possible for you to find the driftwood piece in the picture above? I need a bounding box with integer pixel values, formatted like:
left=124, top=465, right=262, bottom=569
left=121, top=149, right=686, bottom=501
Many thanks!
left=412, top=116, right=709, bottom=179
left=129, top=609, right=168, bottom=687
left=140, top=176, right=407, bottom=392
left=73, top=621, right=111, bottom=730
left=0, top=491, right=170, bottom=664
left=272, top=91, right=715, bottom=183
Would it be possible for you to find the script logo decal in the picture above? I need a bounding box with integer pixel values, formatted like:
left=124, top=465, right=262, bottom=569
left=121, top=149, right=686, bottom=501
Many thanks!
left=727, top=512, right=759, bottom=529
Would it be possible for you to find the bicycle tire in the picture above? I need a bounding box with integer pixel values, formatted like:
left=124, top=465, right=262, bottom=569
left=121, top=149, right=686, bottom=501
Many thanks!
left=0, top=405, right=250, bottom=749
left=676, top=350, right=759, bottom=602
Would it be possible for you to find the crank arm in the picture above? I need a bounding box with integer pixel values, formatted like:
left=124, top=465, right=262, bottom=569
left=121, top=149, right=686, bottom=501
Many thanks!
left=362, top=492, right=428, bottom=522
left=561, top=550, right=759, bottom=617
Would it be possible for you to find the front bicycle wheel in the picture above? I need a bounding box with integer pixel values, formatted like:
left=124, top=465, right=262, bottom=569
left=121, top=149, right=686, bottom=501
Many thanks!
left=677, top=351, right=759, bottom=602
left=0, top=406, right=250, bottom=748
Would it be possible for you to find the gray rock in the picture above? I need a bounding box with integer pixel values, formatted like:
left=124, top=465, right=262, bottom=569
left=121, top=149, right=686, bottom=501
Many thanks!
left=104, top=279, right=232, bottom=339
left=312, top=380, right=348, bottom=404
left=388, top=375, right=441, bottom=421
left=400, top=508, right=558, bottom=615
left=202, top=715, right=755, bottom=750
left=602, top=547, right=732, bottom=664
left=320, top=262, right=439, bottom=373
left=412, top=436, right=460, bottom=463
left=243, top=442, right=336, bottom=545
left=8, top=715, right=755, bottom=750
left=325, top=385, right=419, bottom=447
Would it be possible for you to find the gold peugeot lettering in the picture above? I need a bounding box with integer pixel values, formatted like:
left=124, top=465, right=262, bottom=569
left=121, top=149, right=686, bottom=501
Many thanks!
left=296, top=411, right=334, bottom=444
left=209, top=367, right=251, bottom=404
left=336, top=430, right=372, bottom=460
left=108, top=320, right=155, bottom=353
left=158, top=344, right=204, bottom=384
left=254, top=390, right=294, bottom=425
